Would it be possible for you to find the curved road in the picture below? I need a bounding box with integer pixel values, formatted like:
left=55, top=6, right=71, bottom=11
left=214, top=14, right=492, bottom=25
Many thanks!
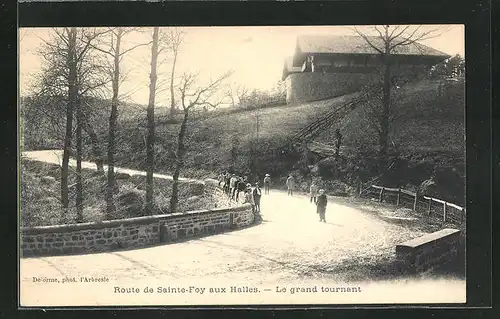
left=20, top=151, right=466, bottom=306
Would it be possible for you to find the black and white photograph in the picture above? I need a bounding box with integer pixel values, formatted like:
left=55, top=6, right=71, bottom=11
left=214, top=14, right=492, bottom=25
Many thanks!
left=19, top=25, right=466, bottom=306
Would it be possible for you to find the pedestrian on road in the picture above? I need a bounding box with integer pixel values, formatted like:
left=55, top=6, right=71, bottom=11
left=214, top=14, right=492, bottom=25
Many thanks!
left=224, top=173, right=231, bottom=195
left=263, top=174, right=271, bottom=195
left=286, top=175, right=295, bottom=196
left=252, top=182, right=262, bottom=215
left=236, top=176, right=248, bottom=202
left=230, top=174, right=238, bottom=200
left=218, top=172, right=225, bottom=187
left=243, top=183, right=255, bottom=213
left=309, top=181, right=318, bottom=204
left=316, top=189, right=327, bottom=223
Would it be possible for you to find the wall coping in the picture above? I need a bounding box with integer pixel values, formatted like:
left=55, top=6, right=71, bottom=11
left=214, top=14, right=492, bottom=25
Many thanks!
left=396, top=228, right=460, bottom=250
left=21, top=204, right=252, bottom=235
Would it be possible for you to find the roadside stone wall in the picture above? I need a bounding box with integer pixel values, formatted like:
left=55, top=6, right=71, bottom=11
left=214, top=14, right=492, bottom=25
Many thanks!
left=21, top=204, right=254, bottom=257
left=395, top=228, right=462, bottom=273
left=160, top=206, right=254, bottom=241
left=285, top=72, right=379, bottom=104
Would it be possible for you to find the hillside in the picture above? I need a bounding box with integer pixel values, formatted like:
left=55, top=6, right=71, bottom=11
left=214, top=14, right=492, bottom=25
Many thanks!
left=110, top=78, right=465, bottom=204
left=318, top=79, right=465, bottom=152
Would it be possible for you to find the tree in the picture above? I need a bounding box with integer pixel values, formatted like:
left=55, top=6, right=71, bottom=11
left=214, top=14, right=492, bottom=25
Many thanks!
left=430, top=54, right=465, bottom=79
left=224, top=83, right=249, bottom=108
left=146, top=27, right=160, bottom=215
left=169, top=71, right=232, bottom=213
left=354, top=25, right=441, bottom=168
left=165, top=28, right=185, bottom=117
left=90, top=27, right=152, bottom=218
left=37, top=27, right=109, bottom=216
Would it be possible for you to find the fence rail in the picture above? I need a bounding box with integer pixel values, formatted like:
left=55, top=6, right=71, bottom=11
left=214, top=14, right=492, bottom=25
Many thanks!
left=361, top=184, right=465, bottom=225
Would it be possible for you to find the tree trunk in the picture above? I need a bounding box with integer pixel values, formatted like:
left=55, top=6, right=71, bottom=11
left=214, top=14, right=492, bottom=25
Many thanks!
left=82, top=118, right=104, bottom=173
left=379, top=53, right=391, bottom=172
left=146, top=27, right=159, bottom=215
left=61, top=28, right=78, bottom=211
left=170, top=110, right=188, bottom=214
left=106, top=29, right=122, bottom=219
left=75, top=96, right=84, bottom=222
left=169, top=51, right=178, bottom=117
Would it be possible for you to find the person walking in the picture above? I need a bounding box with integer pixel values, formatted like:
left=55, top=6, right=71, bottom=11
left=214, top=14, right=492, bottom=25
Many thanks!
left=252, top=182, right=262, bottom=217
left=230, top=174, right=238, bottom=200
left=236, top=176, right=247, bottom=202
left=263, top=174, right=271, bottom=195
left=218, top=172, right=224, bottom=187
left=316, top=189, right=327, bottom=223
left=309, top=181, right=318, bottom=204
left=224, top=173, right=231, bottom=195
left=286, top=175, right=295, bottom=196
left=243, top=183, right=255, bottom=213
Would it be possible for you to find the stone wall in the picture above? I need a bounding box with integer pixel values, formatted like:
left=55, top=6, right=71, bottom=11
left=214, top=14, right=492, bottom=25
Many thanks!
left=285, top=72, right=379, bottom=104
left=21, top=204, right=254, bottom=257
left=395, top=228, right=463, bottom=273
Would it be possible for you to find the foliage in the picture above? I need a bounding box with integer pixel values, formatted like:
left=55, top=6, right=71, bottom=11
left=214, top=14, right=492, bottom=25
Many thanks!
left=430, top=54, right=465, bottom=80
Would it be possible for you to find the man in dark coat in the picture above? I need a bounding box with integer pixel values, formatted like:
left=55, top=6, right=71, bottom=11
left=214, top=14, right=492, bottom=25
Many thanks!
left=236, top=176, right=248, bottom=202
left=316, top=189, right=327, bottom=222
left=252, top=182, right=262, bottom=215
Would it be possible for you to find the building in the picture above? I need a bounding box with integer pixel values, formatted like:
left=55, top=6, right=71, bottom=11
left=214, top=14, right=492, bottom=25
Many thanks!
left=282, top=35, right=450, bottom=104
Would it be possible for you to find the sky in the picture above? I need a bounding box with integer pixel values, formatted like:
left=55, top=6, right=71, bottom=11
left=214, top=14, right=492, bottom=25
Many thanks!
left=19, top=25, right=464, bottom=106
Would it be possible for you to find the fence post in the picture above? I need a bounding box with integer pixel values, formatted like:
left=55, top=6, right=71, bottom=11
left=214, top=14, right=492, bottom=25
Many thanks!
left=427, top=197, right=432, bottom=215
left=413, top=191, right=418, bottom=211
left=443, top=202, right=447, bottom=222
left=396, top=188, right=401, bottom=206
left=379, top=187, right=384, bottom=203
left=357, top=181, right=362, bottom=197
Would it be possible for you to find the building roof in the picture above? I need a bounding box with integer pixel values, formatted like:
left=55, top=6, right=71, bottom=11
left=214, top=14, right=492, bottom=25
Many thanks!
left=294, top=35, right=450, bottom=65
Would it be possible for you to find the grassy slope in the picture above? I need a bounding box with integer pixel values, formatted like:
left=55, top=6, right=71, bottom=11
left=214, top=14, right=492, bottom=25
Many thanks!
left=320, top=80, right=465, bottom=152
left=177, top=79, right=464, bottom=170
left=115, top=79, right=464, bottom=203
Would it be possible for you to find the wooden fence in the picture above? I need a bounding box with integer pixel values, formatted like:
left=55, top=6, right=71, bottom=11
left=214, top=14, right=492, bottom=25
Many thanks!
left=361, top=184, right=465, bottom=225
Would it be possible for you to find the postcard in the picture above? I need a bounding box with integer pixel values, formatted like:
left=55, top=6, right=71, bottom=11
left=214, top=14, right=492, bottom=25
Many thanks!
left=19, top=25, right=466, bottom=307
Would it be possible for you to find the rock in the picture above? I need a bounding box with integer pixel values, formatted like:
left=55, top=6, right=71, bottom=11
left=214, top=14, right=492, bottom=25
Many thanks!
left=188, top=181, right=205, bottom=196
left=187, top=196, right=201, bottom=203
left=40, top=176, right=56, bottom=185
left=115, top=172, right=131, bottom=180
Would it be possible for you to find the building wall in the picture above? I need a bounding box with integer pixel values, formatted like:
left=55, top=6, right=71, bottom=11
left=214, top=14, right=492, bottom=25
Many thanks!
left=285, top=62, right=432, bottom=104
left=21, top=201, right=255, bottom=257
left=285, top=72, right=380, bottom=104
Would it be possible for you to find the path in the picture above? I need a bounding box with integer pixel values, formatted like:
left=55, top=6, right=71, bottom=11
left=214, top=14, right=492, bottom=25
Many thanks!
left=22, top=150, right=197, bottom=182
left=20, top=150, right=466, bottom=306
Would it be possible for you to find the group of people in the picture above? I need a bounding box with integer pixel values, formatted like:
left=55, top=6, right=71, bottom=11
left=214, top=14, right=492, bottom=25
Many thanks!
left=217, top=172, right=328, bottom=223
left=217, top=172, right=272, bottom=218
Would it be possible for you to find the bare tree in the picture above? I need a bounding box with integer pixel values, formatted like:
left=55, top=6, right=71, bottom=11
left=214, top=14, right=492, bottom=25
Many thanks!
left=146, top=27, right=160, bottom=215
left=90, top=27, right=152, bottom=218
left=224, top=83, right=250, bottom=108
left=169, top=71, right=232, bottom=213
left=353, top=25, right=441, bottom=166
left=224, top=85, right=237, bottom=108
left=236, top=85, right=250, bottom=107
left=164, top=28, right=185, bottom=117
left=37, top=27, right=109, bottom=217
